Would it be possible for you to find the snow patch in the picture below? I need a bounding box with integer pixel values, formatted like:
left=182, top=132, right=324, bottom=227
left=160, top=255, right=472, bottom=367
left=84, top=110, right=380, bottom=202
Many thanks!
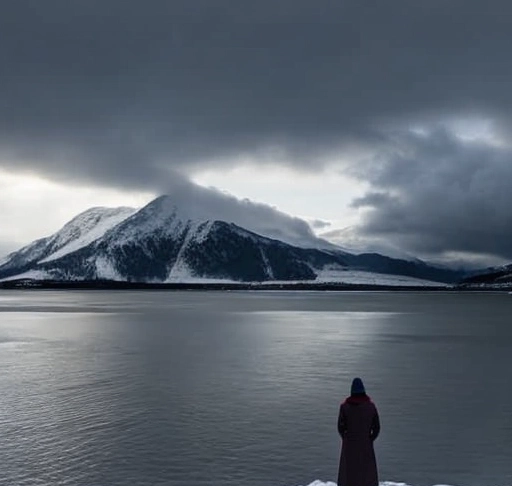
left=313, top=267, right=447, bottom=287
left=297, top=482, right=455, bottom=486
left=165, top=220, right=215, bottom=281
left=260, top=248, right=274, bottom=279
left=167, top=259, right=195, bottom=282
left=0, top=270, right=51, bottom=282
left=167, top=275, right=236, bottom=284
left=299, top=482, right=337, bottom=486
left=193, top=220, right=215, bottom=243
left=94, top=257, right=123, bottom=281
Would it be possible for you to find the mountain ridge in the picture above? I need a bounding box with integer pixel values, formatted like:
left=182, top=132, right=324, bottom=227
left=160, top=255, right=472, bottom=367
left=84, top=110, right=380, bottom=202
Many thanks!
left=459, top=263, right=512, bottom=287
left=0, top=196, right=465, bottom=285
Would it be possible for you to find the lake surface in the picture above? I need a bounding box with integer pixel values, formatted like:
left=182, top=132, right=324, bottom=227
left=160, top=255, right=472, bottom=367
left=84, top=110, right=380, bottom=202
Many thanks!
left=1, top=290, right=511, bottom=486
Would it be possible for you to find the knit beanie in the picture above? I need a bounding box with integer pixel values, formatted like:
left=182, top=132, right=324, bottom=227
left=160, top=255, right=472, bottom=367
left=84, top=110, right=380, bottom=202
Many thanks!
left=351, top=377, right=366, bottom=395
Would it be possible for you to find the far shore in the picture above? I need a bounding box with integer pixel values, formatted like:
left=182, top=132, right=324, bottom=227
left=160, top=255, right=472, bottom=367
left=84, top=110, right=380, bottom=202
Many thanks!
left=0, top=279, right=510, bottom=292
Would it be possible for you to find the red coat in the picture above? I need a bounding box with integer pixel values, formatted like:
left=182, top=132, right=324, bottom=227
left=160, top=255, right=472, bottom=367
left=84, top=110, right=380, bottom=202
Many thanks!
left=337, top=394, right=380, bottom=486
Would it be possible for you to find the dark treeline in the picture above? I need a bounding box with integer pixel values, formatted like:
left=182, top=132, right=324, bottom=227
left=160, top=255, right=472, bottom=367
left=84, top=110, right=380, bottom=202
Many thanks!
left=0, top=279, right=509, bottom=292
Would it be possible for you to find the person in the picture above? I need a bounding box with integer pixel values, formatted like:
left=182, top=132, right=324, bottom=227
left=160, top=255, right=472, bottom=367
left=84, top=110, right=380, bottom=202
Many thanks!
left=337, top=377, right=380, bottom=486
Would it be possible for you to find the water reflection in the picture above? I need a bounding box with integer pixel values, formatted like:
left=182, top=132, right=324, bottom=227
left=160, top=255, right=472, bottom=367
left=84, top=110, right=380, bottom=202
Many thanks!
left=0, top=291, right=511, bottom=486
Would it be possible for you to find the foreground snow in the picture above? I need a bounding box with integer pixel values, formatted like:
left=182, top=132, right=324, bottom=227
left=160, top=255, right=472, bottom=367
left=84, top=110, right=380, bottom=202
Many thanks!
left=299, top=482, right=454, bottom=486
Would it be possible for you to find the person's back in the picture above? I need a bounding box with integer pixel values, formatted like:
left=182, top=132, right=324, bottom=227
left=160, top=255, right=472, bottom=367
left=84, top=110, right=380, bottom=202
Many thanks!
left=337, top=378, right=380, bottom=486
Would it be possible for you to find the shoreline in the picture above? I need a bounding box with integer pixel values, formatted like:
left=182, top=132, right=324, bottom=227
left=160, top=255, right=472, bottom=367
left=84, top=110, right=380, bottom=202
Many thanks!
left=0, top=279, right=509, bottom=292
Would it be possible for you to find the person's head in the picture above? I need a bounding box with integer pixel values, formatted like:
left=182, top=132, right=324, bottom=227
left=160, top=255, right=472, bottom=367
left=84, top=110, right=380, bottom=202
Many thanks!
left=350, top=377, right=366, bottom=395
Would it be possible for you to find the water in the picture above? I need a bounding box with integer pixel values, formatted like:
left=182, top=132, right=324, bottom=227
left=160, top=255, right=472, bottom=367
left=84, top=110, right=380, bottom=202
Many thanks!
left=0, top=290, right=511, bottom=486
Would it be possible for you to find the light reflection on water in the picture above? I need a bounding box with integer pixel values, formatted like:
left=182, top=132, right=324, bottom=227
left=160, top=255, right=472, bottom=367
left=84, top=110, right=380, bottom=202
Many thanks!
left=0, top=290, right=511, bottom=486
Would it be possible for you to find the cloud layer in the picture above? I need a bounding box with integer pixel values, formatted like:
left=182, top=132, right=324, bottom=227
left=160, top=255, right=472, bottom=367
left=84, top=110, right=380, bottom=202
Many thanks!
left=2, top=1, right=512, bottom=262
left=347, top=127, right=512, bottom=263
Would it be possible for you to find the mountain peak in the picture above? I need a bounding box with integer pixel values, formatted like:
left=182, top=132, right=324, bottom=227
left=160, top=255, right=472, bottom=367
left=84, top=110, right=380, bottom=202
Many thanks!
left=0, top=196, right=464, bottom=285
left=41, top=206, right=137, bottom=263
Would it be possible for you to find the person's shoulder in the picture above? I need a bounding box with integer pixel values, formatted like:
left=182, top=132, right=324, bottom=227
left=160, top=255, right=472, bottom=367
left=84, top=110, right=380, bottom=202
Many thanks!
left=340, top=397, right=351, bottom=408
left=360, top=395, right=376, bottom=406
left=367, top=398, right=379, bottom=411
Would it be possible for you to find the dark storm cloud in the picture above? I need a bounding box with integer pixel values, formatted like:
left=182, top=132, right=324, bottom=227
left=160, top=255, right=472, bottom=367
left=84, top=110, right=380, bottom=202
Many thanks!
left=350, top=127, right=512, bottom=261
left=3, top=0, right=512, bottom=261
left=2, top=0, right=512, bottom=184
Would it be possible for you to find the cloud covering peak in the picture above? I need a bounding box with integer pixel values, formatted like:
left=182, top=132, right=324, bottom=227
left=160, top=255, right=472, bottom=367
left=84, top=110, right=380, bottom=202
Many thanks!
left=2, top=1, right=512, bottom=264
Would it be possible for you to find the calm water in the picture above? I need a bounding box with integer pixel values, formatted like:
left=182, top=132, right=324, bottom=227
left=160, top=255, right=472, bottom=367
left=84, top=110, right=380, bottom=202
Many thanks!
left=0, top=290, right=511, bottom=486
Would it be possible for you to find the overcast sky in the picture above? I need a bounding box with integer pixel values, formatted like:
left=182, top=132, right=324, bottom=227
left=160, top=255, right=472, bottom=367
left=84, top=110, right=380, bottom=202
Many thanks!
left=2, top=0, right=512, bottom=267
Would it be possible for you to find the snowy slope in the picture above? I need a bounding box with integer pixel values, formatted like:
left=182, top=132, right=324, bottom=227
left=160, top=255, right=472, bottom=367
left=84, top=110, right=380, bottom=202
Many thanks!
left=0, top=237, right=51, bottom=269
left=0, top=269, right=51, bottom=282
left=163, top=270, right=447, bottom=286
left=311, top=268, right=447, bottom=287
left=166, top=220, right=215, bottom=281
left=0, top=207, right=134, bottom=269
left=40, top=206, right=136, bottom=262
left=100, top=196, right=190, bottom=246
left=0, top=206, right=135, bottom=280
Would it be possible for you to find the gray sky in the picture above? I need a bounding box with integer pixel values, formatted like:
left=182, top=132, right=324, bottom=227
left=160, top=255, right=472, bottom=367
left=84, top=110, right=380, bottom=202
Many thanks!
left=2, top=0, right=512, bottom=266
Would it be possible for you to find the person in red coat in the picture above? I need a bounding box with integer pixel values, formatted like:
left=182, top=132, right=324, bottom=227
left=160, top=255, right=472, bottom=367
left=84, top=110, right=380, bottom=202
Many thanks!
left=337, top=377, right=380, bottom=486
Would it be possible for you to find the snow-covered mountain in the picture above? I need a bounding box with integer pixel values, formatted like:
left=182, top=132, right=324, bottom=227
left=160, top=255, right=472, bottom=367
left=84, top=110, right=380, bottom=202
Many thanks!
left=0, top=206, right=135, bottom=279
left=458, top=263, right=512, bottom=288
left=0, top=196, right=464, bottom=284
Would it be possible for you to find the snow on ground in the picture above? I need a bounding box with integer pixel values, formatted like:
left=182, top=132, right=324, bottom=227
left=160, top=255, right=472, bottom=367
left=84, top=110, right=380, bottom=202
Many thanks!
left=166, top=274, right=238, bottom=284
left=94, top=256, right=123, bottom=281
left=0, top=269, right=448, bottom=286
left=166, top=258, right=197, bottom=282
left=166, top=268, right=449, bottom=287
left=253, top=270, right=447, bottom=287
left=312, top=268, right=447, bottom=287
left=163, top=262, right=446, bottom=287
left=297, top=482, right=454, bottom=486
left=465, top=281, right=512, bottom=289
left=0, top=270, right=50, bottom=282
left=260, top=248, right=275, bottom=280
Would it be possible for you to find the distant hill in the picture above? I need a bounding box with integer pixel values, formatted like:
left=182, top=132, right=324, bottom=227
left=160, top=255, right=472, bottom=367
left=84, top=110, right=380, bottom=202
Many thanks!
left=459, top=264, right=512, bottom=288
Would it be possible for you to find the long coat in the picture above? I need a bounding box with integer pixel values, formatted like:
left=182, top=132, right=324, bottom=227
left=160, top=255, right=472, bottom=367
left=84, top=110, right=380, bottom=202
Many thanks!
left=337, top=394, right=380, bottom=486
